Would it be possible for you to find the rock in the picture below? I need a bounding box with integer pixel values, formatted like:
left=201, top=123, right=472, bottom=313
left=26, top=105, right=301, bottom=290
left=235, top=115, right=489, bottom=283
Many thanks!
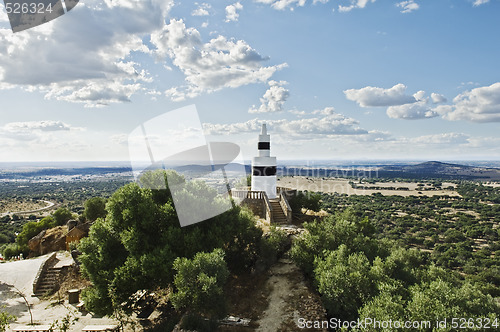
left=28, top=229, right=47, bottom=255
left=28, top=226, right=68, bottom=256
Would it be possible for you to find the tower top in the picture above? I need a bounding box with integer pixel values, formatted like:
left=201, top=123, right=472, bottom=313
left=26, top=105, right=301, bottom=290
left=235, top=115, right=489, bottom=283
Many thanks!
left=261, top=123, right=267, bottom=135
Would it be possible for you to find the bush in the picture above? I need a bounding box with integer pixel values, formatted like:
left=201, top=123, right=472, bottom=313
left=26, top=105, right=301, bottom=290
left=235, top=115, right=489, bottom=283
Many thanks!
left=171, top=249, right=229, bottom=320
left=83, top=197, right=106, bottom=222
left=259, top=227, right=289, bottom=267
left=0, top=308, right=15, bottom=332
left=289, top=191, right=321, bottom=213
left=2, top=243, right=22, bottom=260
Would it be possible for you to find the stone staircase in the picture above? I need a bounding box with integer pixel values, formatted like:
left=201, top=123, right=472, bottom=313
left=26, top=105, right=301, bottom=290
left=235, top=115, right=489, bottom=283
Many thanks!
left=270, top=199, right=287, bottom=223
left=34, top=266, right=62, bottom=297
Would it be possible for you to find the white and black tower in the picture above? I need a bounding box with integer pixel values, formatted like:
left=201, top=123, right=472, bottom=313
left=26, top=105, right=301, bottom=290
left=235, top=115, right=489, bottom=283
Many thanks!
left=251, top=123, right=277, bottom=199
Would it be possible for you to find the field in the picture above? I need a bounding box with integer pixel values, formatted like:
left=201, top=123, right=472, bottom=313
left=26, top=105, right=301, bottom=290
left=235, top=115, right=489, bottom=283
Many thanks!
left=0, top=199, right=55, bottom=217
left=278, top=176, right=460, bottom=197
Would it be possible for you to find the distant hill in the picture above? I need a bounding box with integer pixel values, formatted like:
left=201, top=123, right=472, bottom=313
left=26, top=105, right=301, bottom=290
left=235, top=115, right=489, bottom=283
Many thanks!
left=377, top=161, right=500, bottom=180
left=279, top=161, right=500, bottom=180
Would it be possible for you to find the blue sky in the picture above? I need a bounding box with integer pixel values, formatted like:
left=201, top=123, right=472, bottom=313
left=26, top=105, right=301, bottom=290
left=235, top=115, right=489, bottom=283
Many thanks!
left=0, top=0, right=499, bottom=162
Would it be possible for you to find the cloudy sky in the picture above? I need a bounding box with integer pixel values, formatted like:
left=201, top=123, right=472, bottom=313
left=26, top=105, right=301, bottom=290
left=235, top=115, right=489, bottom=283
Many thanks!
left=0, top=0, right=499, bottom=162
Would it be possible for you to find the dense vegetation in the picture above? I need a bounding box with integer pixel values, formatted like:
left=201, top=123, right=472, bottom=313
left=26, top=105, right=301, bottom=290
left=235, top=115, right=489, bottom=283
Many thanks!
left=290, top=209, right=500, bottom=331
left=78, top=170, right=262, bottom=325
left=2, top=171, right=500, bottom=330
left=320, top=182, right=500, bottom=297
left=0, top=180, right=126, bottom=257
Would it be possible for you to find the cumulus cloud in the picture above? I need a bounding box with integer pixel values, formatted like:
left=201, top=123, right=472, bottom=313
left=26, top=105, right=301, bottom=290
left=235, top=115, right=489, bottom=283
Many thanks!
left=345, top=84, right=455, bottom=120
left=151, top=19, right=287, bottom=101
left=205, top=107, right=367, bottom=137
left=396, top=1, right=419, bottom=13
left=1, top=120, right=83, bottom=141
left=0, top=0, right=172, bottom=107
left=192, top=3, right=211, bottom=16
left=473, top=0, right=490, bottom=6
left=4, top=120, right=77, bottom=132
left=249, top=80, right=290, bottom=113
left=344, top=83, right=417, bottom=107
left=431, top=93, right=447, bottom=104
left=411, top=132, right=469, bottom=145
left=386, top=101, right=438, bottom=120
left=255, top=0, right=307, bottom=11
left=438, top=82, right=500, bottom=122
left=338, top=0, right=375, bottom=12
left=225, top=2, right=243, bottom=22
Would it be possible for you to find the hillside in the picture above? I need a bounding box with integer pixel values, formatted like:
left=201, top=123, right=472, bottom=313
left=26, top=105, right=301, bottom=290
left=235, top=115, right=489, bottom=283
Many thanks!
left=378, top=161, right=500, bottom=180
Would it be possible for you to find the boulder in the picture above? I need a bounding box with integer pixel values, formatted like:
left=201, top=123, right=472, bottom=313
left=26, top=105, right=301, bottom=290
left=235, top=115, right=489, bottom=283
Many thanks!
left=28, top=226, right=68, bottom=256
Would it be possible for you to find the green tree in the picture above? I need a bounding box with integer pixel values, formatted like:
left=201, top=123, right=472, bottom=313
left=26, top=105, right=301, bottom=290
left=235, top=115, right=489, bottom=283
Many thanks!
left=289, top=191, right=322, bottom=213
left=79, top=170, right=261, bottom=316
left=83, top=197, right=106, bottom=222
left=52, top=207, right=74, bottom=226
left=16, top=216, right=55, bottom=254
left=354, top=286, right=406, bottom=332
left=315, top=245, right=376, bottom=321
left=290, top=209, right=382, bottom=276
left=407, top=280, right=500, bottom=327
left=171, top=249, right=229, bottom=319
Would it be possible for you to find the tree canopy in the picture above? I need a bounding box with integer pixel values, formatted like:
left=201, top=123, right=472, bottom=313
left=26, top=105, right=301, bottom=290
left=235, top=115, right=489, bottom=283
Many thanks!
left=83, top=197, right=106, bottom=222
left=78, top=170, right=261, bottom=316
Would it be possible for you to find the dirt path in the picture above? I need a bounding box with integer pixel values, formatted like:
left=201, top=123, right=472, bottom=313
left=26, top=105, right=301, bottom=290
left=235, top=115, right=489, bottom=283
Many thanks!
left=223, top=257, right=327, bottom=332
left=0, top=200, right=56, bottom=217
left=255, top=258, right=327, bottom=332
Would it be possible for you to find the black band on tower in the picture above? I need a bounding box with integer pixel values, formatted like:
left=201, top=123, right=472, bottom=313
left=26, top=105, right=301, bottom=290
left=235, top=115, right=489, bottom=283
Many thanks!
left=258, top=142, right=270, bottom=150
left=253, top=166, right=277, bottom=176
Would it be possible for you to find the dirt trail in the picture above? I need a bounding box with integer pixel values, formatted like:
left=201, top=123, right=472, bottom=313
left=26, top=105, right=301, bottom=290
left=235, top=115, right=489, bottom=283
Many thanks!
left=0, top=200, right=56, bottom=217
left=223, top=257, right=327, bottom=332
left=255, top=258, right=327, bottom=332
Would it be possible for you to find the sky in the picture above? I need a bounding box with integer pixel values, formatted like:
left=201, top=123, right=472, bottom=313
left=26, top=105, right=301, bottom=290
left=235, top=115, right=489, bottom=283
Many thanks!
left=0, top=0, right=499, bottom=162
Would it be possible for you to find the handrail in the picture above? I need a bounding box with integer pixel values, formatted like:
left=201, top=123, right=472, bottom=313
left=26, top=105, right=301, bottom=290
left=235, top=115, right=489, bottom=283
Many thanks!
left=262, top=192, right=273, bottom=223
left=279, top=193, right=293, bottom=223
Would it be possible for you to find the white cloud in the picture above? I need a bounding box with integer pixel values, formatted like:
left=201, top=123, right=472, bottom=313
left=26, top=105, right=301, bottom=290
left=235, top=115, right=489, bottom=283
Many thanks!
left=438, top=82, right=500, bottom=122
left=473, top=0, right=490, bottom=6
left=344, top=83, right=417, bottom=107
left=151, top=19, right=287, bottom=101
left=205, top=107, right=368, bottom=137
left=192, top=3, right=211, bottom=16
left=4, top=120, right=77, bottom=132
left=226, top=2, right=243, bottom=22
left=413, top=90, right=426, bottom=101
left=289, top=109, right=307, bottom=116
left=0, top=0, right=172, bottom=107
left=249, top=80, right=290, bottom=113
left=386, top=101, right=438, bottom=120
left=1, top=120, right=84, bottom=141
left=345, top=85, right=452, bottom=120
left=255, top=0, right=307, bottom=11
left=312, top=107, right=336, bottom=115
left=396, top=1, right=419, bottom=13
left=431, top=93, right=447, bottom=104
left=338, top=0, right=376, bottom=12
left=411, top=133, right=469, bottom=145
left=45, top=81, right=143, bottom=107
